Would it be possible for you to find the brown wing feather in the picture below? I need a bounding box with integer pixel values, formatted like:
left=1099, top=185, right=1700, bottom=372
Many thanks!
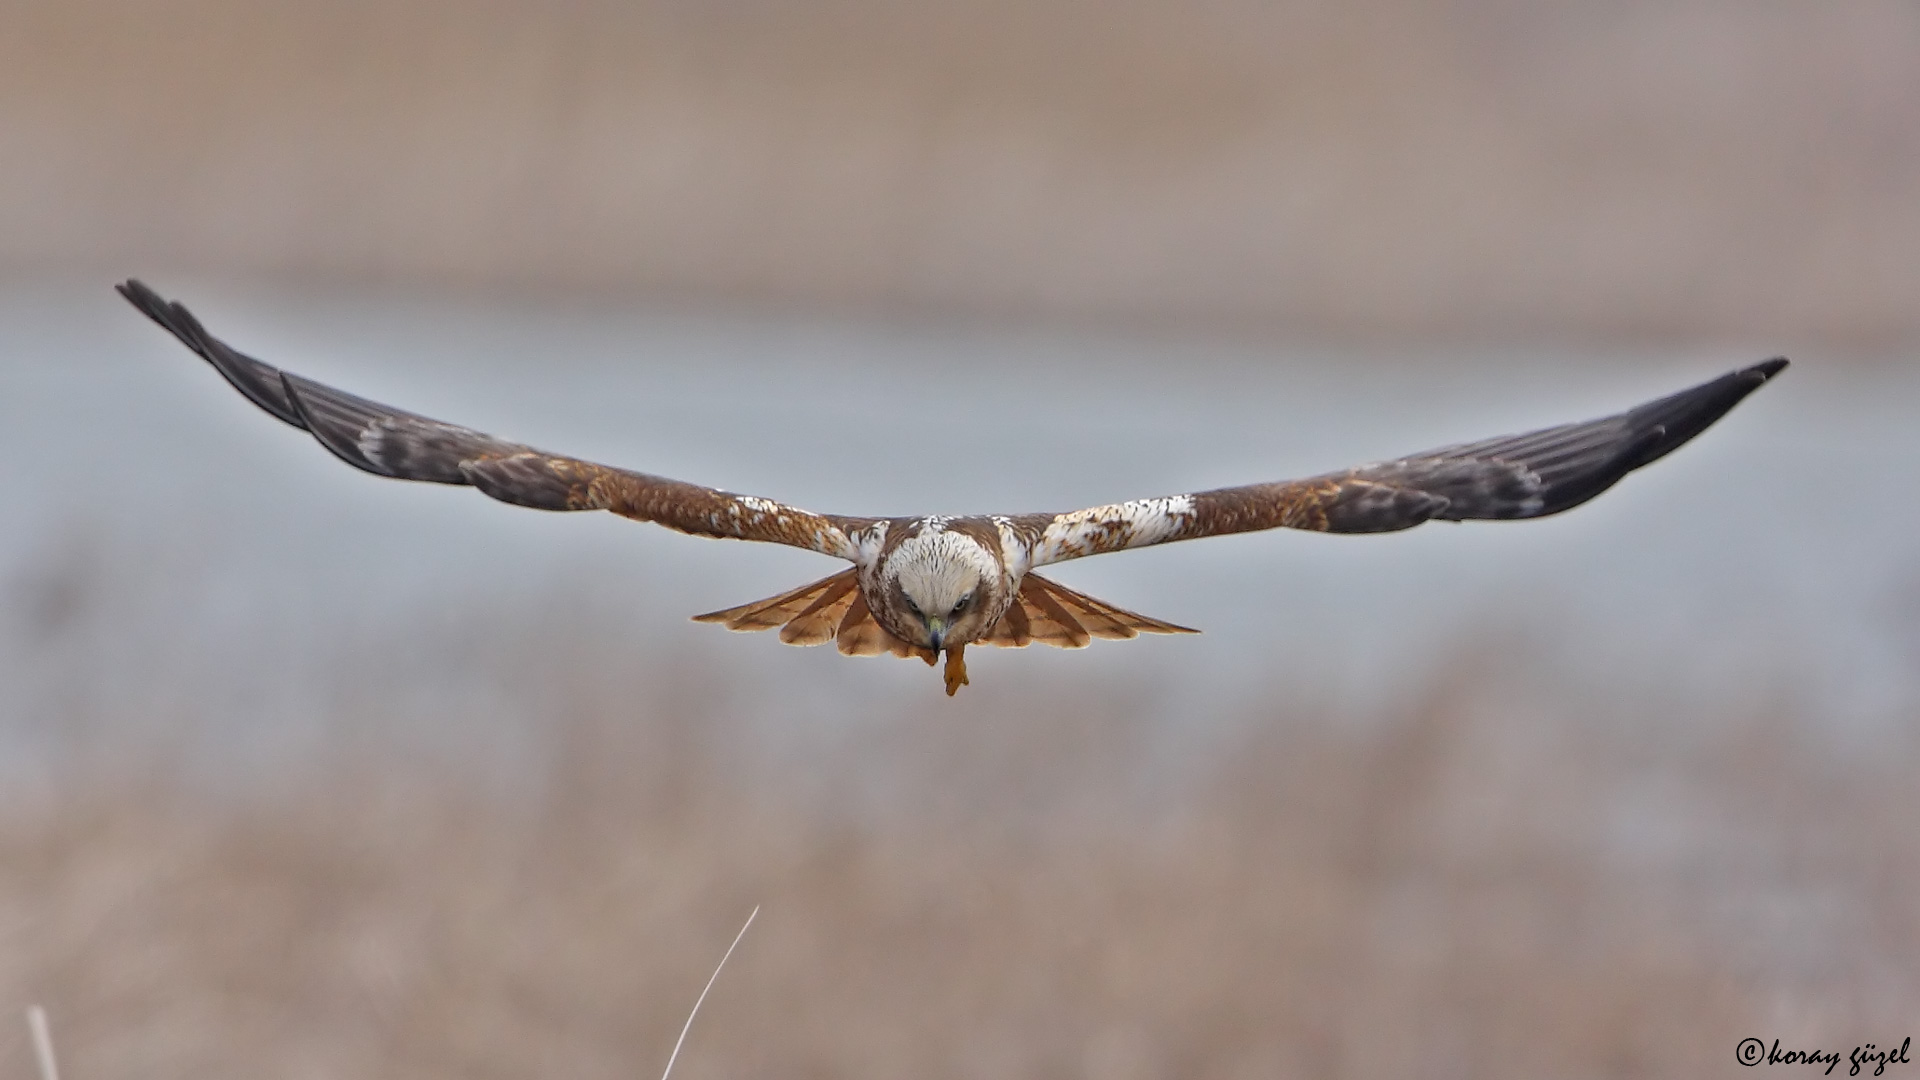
left=976, top=594, right=1033, bottom=647
left=120, top=280, right=873, bottom=560
left=776, top=574, right=863, bottom=645
left=1018, top=579, right=1092, bottom=648
left=832, top=595, right=937, bottom=661
left=976, top=574, right=1197, bottom=650
left=1027, top=359, right=1787, bottom=565
left=690, top=569, right=859, bottom=641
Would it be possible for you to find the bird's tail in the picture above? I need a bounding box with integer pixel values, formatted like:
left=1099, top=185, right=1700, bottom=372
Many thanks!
left=691, top=569, right=1198, bottom=658
left=973, top=573, right=1198, bottom=649
left=691, top=569, right=937, bottom=661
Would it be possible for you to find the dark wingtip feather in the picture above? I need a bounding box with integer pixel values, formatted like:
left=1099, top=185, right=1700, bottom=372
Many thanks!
left=117, top=279, right=218, bottom=362
left=1614, top=356, right=1789, bottom=473
left=116, top=279, right=167, bottom=319
left=118, top=279, right=304, bottom=426
left=1393, top=356, right=1791, bottom=524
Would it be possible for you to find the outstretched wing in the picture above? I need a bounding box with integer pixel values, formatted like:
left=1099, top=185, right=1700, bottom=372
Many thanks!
left=1026, top=359, right=1787, bottom=567
left=119, top=280, right=876, bottom=560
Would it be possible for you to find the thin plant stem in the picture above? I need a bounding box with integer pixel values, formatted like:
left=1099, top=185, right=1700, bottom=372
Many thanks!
left=27, top=1006, right=60, bottom=1080
left=660, top=905, right=759, bottom=1080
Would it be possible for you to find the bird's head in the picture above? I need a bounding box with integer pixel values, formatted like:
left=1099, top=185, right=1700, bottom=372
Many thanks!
left=879, top=527, right=1005, bottom=651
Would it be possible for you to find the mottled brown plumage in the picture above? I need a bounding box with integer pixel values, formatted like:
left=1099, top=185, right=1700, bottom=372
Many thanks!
left=120, top=280, right=1787, bottom=694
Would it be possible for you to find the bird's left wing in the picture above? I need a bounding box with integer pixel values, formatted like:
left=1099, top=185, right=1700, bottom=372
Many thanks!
left=1023, top=359, right=1787, bottom=567
left=119, top=281, right=875, bottom=560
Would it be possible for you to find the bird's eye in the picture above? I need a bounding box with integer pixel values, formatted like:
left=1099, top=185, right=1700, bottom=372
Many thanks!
left=952, top=593, right=971, bottom=614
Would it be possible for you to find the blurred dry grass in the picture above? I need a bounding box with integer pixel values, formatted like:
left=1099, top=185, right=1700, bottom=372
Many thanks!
left=3, top=577, right=1916, bottom=1079
left=5, top=0, right=1920, bottom=346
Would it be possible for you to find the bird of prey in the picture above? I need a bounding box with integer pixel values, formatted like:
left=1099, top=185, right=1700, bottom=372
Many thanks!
left=119, top=280, right=1786, bottom=695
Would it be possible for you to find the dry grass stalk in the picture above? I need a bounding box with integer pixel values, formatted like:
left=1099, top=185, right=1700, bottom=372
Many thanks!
left=661, top=906, right=759, bottom=1080
left=27, top=1006, right=60, bottom=1080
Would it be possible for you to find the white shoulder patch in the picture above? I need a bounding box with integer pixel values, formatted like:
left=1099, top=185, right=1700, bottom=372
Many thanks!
left=1033, top=495, right=1197, bottom=566
left=990, top=516, right=1031, bottom=577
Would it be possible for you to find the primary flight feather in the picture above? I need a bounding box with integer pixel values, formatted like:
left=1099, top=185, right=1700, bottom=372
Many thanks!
left=119, top=280, right=1786, bottom=695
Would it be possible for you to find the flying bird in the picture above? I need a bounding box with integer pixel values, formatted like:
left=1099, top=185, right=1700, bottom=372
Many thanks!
left=119, top=280, right=1786, bottom=695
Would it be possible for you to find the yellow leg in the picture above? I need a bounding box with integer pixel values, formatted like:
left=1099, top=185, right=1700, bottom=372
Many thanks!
left=942, top=644, right=970, bottom=696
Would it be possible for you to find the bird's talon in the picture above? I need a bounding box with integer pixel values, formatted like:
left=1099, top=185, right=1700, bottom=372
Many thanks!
left=942, top=645, right=969, bottom=696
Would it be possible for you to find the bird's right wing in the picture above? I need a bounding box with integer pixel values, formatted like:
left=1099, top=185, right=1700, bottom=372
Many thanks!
left=1024, top=358, right=1787, bottom=567
left=119, top=280, right=878, bottom=561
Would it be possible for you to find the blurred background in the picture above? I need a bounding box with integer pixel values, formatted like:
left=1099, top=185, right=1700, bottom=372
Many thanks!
left=3, top=1, right=1919, bottom=1076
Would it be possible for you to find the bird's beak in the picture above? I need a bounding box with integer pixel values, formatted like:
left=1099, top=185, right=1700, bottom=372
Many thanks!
left=926, top=617, right=945, bottom=651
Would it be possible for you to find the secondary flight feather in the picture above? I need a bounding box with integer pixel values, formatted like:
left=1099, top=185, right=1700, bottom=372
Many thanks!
left=119, top=280, right=1787, bottom=695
